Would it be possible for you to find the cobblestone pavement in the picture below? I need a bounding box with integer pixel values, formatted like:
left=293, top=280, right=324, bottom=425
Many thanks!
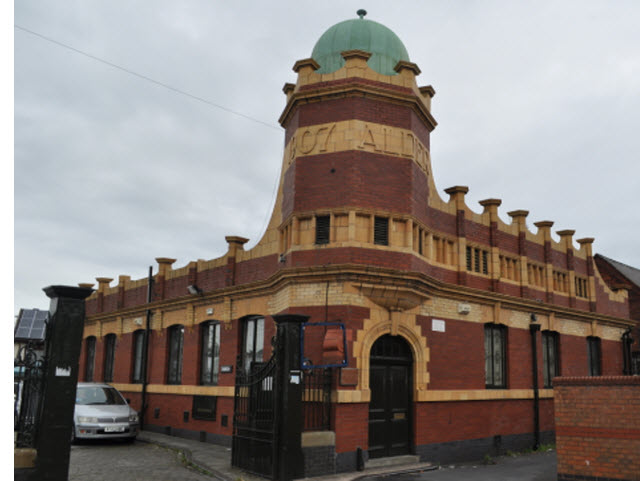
left=69, top=439, right=214, bottom=481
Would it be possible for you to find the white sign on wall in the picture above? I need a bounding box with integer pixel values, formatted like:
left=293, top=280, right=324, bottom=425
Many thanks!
left=432, top=319, right=446, bottom=332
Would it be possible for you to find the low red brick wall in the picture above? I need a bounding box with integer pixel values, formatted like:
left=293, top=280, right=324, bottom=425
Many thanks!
left=554, top=376, right=640, bottom=481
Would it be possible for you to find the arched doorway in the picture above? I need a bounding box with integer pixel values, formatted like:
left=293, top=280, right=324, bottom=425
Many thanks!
left=368, top=334, right=413, bottom=458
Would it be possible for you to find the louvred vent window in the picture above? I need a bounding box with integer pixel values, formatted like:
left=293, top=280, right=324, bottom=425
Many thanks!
left=315, top=215, right=330, bottom=245
left=374, top=217, right=389, bottom=246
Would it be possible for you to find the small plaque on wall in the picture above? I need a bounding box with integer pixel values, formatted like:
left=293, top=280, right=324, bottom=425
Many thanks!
left=192, top=395, right=217, bottom=421
left=432, top=319, right=446, bottom=332
left=220, top=365, right=233, bottom=374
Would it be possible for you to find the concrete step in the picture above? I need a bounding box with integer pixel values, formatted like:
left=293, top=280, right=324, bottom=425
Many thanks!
left=365, top=454, right=420, bottom=469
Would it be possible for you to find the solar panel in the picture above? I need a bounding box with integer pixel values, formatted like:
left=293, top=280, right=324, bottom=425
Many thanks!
left=14, top=309, right=48, bottom=341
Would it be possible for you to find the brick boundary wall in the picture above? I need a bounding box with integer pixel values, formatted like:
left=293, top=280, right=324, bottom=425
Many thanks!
left=554, top=376, right=640, bottom=481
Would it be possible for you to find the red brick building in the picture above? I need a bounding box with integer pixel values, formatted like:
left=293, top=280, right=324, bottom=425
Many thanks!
left=78, top=12, right=636, bottom=475
left=554, top=376, right=640, bottom=481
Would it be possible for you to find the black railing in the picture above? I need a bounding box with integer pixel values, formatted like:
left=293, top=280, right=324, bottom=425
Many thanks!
left=14, top=341, right=47, bottom=448
left=302, top=368, right=332, bottom=432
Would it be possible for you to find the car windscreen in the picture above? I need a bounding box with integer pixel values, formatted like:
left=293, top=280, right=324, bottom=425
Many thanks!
left=76, top=386, right=126, bottom=406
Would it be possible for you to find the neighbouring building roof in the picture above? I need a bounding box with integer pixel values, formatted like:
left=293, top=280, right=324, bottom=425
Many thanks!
left=595, top=254, right=640, bottom=289
left=595, top=254, right=640, bottom=323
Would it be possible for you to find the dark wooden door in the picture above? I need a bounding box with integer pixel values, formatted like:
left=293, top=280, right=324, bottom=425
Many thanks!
left=368, top=335, right=412, bottom=459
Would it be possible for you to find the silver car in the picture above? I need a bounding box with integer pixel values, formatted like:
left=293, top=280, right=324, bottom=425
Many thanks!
left=72, top=383, right=139, bottom=442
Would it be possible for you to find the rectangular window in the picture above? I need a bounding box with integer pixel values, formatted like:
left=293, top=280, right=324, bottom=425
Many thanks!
left=500, top=255, right=520, bottom=282
left=373, top=217, right=389, bottom=246
left=433, top=236, right=455, bottom=265
left=632, top=351, right=640, bottom=376
left=132, top=330, right=146, bottom=384
left=485, top=324, right=507, bottom=388
left=575, top=277, right=588, bottom=298
left=467, top=246, right=489, bottom=274
left=200, top=322, right=221, bottom=385
left=85, top=336, right=96, bottom=382
left=242, top=317, right=265, bottom=373
left=315, top=215, right=330, bottom=245
left=587, top=336, right=601, bottom=376
left=527, top=263, right=546, bottom=288
left=553, top=271, right=569, bottom=293
left=542, top=331, right=559, bottom=388
left=103, top=334, right=116, bottom=383
left=167, top=325, right=184, bottom=384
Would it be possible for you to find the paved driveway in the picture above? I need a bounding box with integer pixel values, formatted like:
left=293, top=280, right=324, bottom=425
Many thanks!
left=69, top=439, right=213, bottom=481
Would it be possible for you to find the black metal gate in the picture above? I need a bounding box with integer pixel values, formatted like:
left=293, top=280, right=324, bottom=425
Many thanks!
left=232, top=315, right=316, bottom=481
left=231, top=353, right=279, bottom=478
left=14, top=341, right=47, bottom=448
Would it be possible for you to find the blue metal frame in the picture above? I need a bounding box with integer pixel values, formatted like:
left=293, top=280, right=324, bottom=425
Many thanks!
left=300, top=321, right=348, bottom=369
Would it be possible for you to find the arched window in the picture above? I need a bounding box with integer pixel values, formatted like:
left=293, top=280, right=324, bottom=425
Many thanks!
left=131, top=330, right=146, bottom=383
left=200, top=321, right=220, bottom=385
left=484, top=324, right=507, bottom=388
left=241, top=316, right=264, bottom=373
left=85, top=336, right=96, bottom=382
left=103, top=334, right=116, bottom=382
left=587, top=336, right=601, bottom=376
left=542, top=331, right=560, bottom=388
left=167, top=325, right=184, bottom=384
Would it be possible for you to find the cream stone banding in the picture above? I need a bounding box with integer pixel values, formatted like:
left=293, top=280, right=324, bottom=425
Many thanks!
left=284, top=120, right=432, bottom=177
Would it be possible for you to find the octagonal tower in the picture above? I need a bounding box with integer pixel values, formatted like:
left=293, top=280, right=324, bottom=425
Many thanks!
left=277, top=11, right=437, bottom=270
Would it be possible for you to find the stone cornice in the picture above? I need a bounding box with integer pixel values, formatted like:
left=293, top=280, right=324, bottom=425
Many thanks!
left=278, top=78, right=437, bottom=132
left=86, top=261, right=634, bottom=330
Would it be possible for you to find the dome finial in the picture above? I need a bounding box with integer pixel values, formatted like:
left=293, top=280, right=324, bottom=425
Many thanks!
left=357, top=9, right=367, bottom=19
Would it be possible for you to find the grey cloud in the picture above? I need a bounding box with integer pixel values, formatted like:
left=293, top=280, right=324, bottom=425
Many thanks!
left=14, top=0, right=640, bottom=313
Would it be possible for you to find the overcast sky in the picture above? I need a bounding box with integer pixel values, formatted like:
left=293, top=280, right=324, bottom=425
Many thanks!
left=13, top=1, right=640, bottom=316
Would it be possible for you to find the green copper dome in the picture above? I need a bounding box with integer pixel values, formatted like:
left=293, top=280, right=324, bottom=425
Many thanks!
left=311, top=11, right=410, bottom=76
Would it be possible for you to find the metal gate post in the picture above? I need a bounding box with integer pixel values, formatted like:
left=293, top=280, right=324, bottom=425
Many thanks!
left=35, top=285, right=93, bottom=481
left=273, top=314, right=308, bottom=481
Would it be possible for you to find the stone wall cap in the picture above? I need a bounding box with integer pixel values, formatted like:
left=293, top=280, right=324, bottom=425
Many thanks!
left=419, top=85, right=435, bottom=97
left=534, top=220, right=554, bottom=228
left=577, top=237, right=595, bottom=245
left=479, top=198, right=502, bottom=207
left=444, top=185, right=469, bottom=195
left=341, top=49, right=373, bottom=61
left=554, top=376, right=640, bottom=386
left=293, top=57, right=320, bottom=73
left=394, top=60, right=421, bottom=75
left=225, top=236, right=249, bottom=245
left=43, top=285, right=94, bottom=300
left=507, top=209, right=529, bottom=218
left=155, top=257, right=177, bottom=265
